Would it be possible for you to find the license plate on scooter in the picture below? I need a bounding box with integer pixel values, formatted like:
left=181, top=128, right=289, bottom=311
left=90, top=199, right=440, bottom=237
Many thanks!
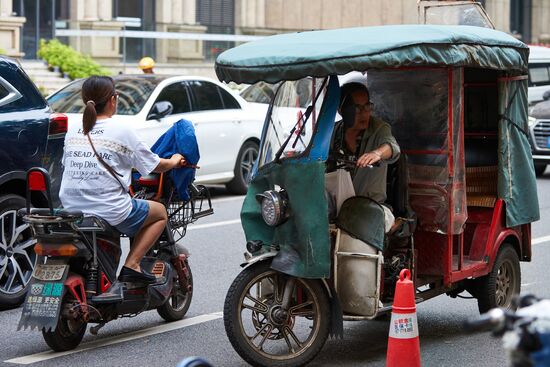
left=32, top=264, right=68, bottom=281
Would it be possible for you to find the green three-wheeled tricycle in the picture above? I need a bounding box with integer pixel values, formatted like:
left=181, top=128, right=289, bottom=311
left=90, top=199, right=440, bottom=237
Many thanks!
left=215, top=24, right=540, bottom=366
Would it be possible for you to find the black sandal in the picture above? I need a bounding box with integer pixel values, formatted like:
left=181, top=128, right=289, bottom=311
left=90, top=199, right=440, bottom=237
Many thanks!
left=118, top=266, right=157, bottom=283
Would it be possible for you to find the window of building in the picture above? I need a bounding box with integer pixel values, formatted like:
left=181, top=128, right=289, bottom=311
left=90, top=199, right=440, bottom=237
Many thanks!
left=113, top=0, right=156, bottom=61
left=13, top=0, right=64, bottom=59
left=510, top=0, right=532, bottom=42
left=196, top=0, right=235, bottom=60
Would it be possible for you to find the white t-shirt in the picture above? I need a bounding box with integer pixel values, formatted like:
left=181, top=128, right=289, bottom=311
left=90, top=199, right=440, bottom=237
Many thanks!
left=59, top=118, right=160, bottom=225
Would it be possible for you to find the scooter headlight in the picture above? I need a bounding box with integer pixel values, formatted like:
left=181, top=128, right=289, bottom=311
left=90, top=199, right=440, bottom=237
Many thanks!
left=256, top=189, right=289, bottom=227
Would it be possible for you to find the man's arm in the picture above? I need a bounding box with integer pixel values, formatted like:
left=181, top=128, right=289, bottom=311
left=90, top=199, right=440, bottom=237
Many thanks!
left=357, top=143, right=393, bottom=167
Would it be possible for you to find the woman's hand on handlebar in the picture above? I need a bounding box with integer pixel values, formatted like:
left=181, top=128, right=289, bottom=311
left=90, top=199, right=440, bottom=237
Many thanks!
left=154, top=154, right=187, bottom=172
left=170, top=153, right=186, bottom=168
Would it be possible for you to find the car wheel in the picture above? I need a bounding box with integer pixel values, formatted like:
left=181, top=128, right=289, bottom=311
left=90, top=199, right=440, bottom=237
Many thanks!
left=226, top=141, right=259, bottom=195
left=0, top=194, right=37, bottom=310
left=534, top=163, right=546, bottom=177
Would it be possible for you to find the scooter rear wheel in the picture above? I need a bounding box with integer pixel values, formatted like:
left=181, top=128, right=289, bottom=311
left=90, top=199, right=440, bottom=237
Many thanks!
left=224, top=261, right=330, bottom=367
left=42, top=299, right=87, bottom=351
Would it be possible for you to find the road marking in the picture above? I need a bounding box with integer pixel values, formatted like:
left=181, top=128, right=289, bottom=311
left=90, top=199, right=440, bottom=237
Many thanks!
left=186, top=219, right=241, bottom=231
left=211, top=196, right=245, bottom=204
left=533, top=234, right=550, bottom=245
left=5, top=312, right=222, bottom=365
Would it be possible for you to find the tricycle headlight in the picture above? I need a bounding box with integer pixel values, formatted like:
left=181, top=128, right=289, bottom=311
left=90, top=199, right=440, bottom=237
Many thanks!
left=528, top=116, right=537, bottom=128
left=256, top=189, right=289, bottom=226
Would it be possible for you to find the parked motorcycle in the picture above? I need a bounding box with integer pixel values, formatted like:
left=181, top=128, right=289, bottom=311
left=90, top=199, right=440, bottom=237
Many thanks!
left=465, top=295, right=550, bottom=367
left=17, top=167, right=213, bottom=351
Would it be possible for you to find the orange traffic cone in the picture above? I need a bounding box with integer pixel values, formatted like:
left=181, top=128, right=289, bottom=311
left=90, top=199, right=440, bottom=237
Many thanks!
left=386, top=268, right=421, bottom=367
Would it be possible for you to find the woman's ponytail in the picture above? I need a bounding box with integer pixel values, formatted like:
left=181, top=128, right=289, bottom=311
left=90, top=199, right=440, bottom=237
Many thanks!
left=81, top=75, right=115, bottom=135
left=83, top=100, right=97, bottom=135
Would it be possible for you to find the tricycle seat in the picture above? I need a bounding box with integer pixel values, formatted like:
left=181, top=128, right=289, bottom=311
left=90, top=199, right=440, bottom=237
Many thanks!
left=465, top=165, right=497, bottom=208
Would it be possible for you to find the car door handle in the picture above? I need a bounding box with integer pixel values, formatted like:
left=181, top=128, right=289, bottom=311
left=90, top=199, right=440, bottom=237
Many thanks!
left=232, top=120, right=242, bottom=124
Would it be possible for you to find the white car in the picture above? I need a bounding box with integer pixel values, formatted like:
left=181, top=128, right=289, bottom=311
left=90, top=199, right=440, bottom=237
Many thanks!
left=528, top=46, right=550, bottom=105
left=48, top=75, right=266, bottom=194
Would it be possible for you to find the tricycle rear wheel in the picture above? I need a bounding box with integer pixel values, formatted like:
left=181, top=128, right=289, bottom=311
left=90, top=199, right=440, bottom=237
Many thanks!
left=224, top=261, right=330, bottom=367
left=474, top=243, right=520, bottom=314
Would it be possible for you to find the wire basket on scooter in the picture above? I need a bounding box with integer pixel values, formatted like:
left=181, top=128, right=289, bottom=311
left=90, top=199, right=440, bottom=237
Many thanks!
left=167, top=184, right=213, bottom=229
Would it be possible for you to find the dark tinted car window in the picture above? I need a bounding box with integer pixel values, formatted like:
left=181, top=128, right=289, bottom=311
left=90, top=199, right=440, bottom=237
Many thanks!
left=0, top=82, right=9, bottom=100
left=188, top=80, right=224, bottom=111
left=48, top=77, right=163, bottom=115
left=153, top=82, right=191, bottom=115
left=218, top=86, right=241, bottom=109
left=0, top=66, right=46, bottom=112
left=528, top=63, right=550, bottom=87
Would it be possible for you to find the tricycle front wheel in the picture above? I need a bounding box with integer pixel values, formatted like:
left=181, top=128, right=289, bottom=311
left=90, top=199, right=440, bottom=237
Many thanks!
left=474, top=243, right=521, bottom=314
left=224, top=261, right=330, bottom=367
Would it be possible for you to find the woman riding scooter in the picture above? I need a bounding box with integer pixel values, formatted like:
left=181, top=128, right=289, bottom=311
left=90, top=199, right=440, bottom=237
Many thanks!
left=58, top=76, right=186, bottom=300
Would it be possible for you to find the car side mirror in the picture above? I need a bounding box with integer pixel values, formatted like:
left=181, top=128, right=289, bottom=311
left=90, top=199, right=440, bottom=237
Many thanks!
left=543, top=90, right=550, bottom=101
left=147, top=101, right=173, bottom=120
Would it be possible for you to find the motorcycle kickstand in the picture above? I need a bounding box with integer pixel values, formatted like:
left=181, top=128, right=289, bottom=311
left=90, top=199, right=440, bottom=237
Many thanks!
left=90, top=322, right=106, bottom=335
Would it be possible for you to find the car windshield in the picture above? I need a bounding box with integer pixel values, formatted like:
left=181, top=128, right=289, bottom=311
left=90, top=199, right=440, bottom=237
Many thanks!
left=420, top=2, right=493, bottom=28
left=241, top=79, right=313, bottom=107
left=257, top=78, right=326, bottom=167
left=47, top=76, right=165, bottom=115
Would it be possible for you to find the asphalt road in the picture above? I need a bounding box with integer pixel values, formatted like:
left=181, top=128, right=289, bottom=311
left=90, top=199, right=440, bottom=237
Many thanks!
left=1, top=175, right=550, bottom=367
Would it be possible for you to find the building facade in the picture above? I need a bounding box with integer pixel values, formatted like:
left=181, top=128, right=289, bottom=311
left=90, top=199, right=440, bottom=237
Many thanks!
left=1, top=0, right=550, bottom=64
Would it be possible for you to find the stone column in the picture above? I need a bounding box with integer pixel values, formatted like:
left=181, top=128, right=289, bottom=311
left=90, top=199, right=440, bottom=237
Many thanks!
left=531, top=0, right=550, bottom=44
left=0, top=0, right=25, bottom=57
left=67, top=0, right=122, bottom=63
left=98, top=0, right=112, bottom=20
left=236, top=0, right=274, bottom=35
left=182, top=0, right=196, bottom=25
left=156, top=0, right=206, bottom=64
left=484, top=0, right=510, bottom=33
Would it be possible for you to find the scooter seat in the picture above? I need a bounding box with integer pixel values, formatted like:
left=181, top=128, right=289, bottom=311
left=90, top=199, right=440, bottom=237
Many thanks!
left=17, top=207, right=83, bottom=219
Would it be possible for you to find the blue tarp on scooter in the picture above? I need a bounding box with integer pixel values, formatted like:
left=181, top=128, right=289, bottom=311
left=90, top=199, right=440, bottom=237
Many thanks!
left=151, top=119, right=200, bottom=201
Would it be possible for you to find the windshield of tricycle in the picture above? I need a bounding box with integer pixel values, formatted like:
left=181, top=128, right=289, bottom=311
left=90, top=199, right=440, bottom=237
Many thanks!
left=257, top=69, right=468, bottom=235
left=257, top=78, right=327, bottom=167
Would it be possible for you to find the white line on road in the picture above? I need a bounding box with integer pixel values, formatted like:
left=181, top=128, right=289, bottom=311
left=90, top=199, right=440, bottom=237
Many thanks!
left=533, top=234, right=550, bottom=245
left=5, top=312, right=222, bottom=365
left=186, top=219, right=241, bottom=231
left=211, top=196, right=245, bottom=204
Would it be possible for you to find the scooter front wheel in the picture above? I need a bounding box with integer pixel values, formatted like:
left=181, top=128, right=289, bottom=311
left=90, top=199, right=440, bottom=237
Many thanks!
left=224, top=261, right=330, bottom=367
left=157, top=260, right=193, bottom=321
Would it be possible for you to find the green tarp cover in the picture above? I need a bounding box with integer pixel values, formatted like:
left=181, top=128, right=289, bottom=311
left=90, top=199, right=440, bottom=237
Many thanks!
left=241, top=162, right=331, bottom=278
left=498, top=78, right=540, bottom=226
left=216, top=25, right=528, bottom=84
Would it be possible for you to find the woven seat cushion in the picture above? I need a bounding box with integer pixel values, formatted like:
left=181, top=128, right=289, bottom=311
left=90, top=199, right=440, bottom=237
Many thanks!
left=466, top=166, right=498, bottom=207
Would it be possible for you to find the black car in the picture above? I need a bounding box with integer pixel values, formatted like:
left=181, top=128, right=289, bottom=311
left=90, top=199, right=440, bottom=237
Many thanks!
left=528, top=91, right=550, bottom=176
left=0, top=56, right=66, bottom=308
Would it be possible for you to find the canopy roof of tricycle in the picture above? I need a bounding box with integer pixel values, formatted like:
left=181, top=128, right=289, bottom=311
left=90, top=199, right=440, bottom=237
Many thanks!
left=215, top=24, right=528, bottom=84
